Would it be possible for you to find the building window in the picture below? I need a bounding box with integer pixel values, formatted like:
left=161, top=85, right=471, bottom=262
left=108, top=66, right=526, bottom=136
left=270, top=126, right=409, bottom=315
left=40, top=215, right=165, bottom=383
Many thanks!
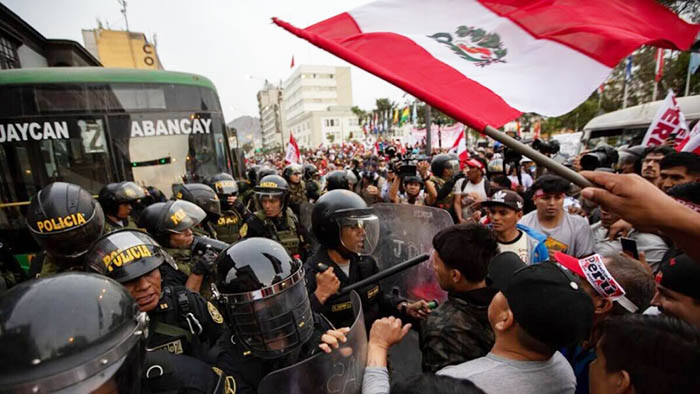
left=0, top=36, right=20, bottom=70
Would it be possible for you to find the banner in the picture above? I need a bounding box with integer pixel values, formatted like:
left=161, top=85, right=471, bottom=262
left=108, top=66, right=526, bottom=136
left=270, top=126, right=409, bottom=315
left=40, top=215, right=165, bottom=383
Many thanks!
left=285, top=133, right=301, bottom=164
left=407, top=122, right=465, bottom=148
left=641, top=90, right=688, bottom=147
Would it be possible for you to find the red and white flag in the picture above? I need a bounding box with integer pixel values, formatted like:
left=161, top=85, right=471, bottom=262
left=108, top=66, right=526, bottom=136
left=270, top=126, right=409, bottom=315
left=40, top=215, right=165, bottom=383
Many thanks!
left=676, top=120, right=700, bottom=154
left=641, top=90, right=689, bottom=147
left=449, top=128, right=470, bottom=164
left=285, top=133, right=301, bottom=164
left=274, top=0, right=699, bottom=131
left=654, top=48, right=665, bottom=82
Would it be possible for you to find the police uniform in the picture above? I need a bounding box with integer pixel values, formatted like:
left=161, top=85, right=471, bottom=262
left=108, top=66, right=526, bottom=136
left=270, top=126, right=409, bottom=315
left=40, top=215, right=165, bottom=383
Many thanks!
left=210, top=211, right=243, bottom=244
left=104, top=215, right=139, bottom=234
left=287, top=180, right=307, bottom=215
left=29, top=252, right=84, bottom=278
left=144, top=350, right=236, bottom=394
left=240, top=208, right=311, bottom=260
left=429, top=175, right=454, bottom=210
left=304, top=246, right=403, bottom=330
left=147, top=285, right=226, bottom=363
left=306, top=179, right=322, bottom=202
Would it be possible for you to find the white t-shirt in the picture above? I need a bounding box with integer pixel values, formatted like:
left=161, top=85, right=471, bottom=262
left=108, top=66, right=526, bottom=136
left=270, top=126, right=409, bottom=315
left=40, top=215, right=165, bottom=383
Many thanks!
left=454, top=178, right=488, bottom=202
left=498, top=230, right=531, bottom=264
left=508, top=173, right=533, bottom=189
left=519, top=211, right=595, bottom=258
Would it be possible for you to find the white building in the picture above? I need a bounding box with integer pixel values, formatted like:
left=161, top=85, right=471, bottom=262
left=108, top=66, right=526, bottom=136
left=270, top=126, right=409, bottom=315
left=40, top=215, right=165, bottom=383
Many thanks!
left=257, top=81, right=284, bottom=150
left=282, top=65, right=361, bottom=149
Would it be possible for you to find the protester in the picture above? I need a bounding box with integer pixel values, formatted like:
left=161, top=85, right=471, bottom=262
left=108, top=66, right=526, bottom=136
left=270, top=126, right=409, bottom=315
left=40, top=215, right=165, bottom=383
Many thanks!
left=554, top=252, right=656, bottom=394
left=437, top=252, right=593, bottom=394
left=454, top=158, right=490, bottom=223
left=421, top=223, right=500, bottom=373
left=640, top=146, right=674, bottom=187
left=519, top=175, right=595, bottom=257
left=592, top=207, right=668, bottom=272
left=580, top=171, right=700, bottom=262
left=481, top=190, right=549, bottom=264
left=657, top=151, right=700, bottom=192
left=651, top=253, right=700, bottom=328
left=589, top=314, right=700, bottom=394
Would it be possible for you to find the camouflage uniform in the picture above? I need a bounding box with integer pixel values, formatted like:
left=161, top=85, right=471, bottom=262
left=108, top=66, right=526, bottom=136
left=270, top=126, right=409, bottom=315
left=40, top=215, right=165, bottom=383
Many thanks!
left=30, top=252, right=84, bottom=279
left=103, top=216, right=138, bottom=234
left=287, top=180, right=307, bottom=215
left=420, top=287, right=498, bottom=373
left=428, top=175, right=454, bottom=211
left=239, top=208, right=311, bottom=260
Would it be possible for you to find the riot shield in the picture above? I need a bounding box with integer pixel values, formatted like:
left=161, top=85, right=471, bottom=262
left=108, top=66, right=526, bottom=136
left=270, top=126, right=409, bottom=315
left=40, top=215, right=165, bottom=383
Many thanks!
left=257, top=291, right=367, bottom=394
left=371, top=203, right=452, bottom=303
left=299, top=202, right=314, bottom=232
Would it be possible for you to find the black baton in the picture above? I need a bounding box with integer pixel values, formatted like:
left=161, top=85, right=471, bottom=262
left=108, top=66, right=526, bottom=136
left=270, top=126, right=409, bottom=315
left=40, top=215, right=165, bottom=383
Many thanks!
left=338, top=254, right=429, bottom=296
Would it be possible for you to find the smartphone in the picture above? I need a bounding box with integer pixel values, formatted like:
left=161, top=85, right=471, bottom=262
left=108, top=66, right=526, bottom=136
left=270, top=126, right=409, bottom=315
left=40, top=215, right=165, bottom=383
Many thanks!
left=621, top=237, right=639, bottom=260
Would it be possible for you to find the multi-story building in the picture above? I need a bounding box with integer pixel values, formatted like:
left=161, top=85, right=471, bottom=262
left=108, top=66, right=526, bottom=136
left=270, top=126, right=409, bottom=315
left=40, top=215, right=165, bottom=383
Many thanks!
left=257, top=80, right=284, bottom=151
left=0, top=3, right=101, bottom=69
left=282, top=65, right=360, bottom=149
left=82, top=27, right=163, bottom=70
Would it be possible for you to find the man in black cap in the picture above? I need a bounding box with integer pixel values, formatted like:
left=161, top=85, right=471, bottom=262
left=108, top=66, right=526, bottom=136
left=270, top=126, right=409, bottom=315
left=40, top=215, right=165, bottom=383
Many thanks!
left=437, top=252, right=594, bottom=394
left=652, top=253, right=700, bottom=328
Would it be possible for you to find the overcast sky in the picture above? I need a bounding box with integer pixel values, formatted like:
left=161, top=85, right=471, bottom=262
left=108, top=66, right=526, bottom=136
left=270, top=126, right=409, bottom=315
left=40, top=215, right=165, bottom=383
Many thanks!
left=5, top=0, right=410, bottom=121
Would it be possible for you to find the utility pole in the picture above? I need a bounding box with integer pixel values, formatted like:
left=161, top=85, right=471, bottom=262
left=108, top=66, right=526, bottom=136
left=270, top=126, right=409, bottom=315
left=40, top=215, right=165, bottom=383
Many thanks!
left=425, top=105, right=432, bottom=155
left=118, top=0, right=129, bottom=31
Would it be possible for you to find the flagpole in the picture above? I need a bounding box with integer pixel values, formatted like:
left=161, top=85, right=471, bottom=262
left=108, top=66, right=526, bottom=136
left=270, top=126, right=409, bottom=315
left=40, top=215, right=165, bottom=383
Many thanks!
left=482, top=125, right=592, bottom=188
left=685, top=61, right=692, bottom=97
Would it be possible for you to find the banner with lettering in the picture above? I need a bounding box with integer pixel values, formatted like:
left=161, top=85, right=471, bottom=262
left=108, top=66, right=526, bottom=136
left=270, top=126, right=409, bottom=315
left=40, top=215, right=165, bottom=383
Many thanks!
left=641, top=90, right=688, bottom=147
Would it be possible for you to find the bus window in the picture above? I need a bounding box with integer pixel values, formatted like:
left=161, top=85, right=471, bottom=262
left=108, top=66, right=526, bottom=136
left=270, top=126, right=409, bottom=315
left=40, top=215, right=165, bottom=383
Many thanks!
left=111, top=84, right=167, bottom=110
left=35, top=85, right=87, bottom=113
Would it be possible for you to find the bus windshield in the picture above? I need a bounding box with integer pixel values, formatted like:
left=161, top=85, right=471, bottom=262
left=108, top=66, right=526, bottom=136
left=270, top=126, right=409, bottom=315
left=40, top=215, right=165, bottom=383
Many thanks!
left=0, top=79, right=231, bottom=251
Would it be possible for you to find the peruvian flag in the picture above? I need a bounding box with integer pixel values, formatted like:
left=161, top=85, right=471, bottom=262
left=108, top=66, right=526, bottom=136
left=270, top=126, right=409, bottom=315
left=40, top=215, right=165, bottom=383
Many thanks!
left=449, top=128, right=470, bottom=164
left=285, top=133, right=301, bottom=164
left=273, top=0, right=699, bottom=131
left=676, top=121, right=700, bottom=154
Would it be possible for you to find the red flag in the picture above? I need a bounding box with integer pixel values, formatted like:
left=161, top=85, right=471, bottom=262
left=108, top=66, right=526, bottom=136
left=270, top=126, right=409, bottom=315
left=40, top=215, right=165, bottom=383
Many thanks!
left=655, top=48, right=665, bottom=82
left=448, top=128, right=470, bottom=165
left=676, top=121, right=700, bottom=154
left=273, top=0, right=699, bottom=131
left=290, top=55, right=295, bottom=68
left=285, top=133, right=301, bottom=164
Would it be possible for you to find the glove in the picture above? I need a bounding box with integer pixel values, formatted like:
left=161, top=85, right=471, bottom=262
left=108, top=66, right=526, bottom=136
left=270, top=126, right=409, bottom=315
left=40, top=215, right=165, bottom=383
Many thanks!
left=191, top=248, right=218, bottom=275
left=231, top=198, right=247, bottom=215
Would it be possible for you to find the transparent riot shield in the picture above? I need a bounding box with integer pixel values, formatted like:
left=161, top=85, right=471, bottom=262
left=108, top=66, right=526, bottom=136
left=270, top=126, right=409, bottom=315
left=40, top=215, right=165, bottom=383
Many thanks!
left=299, top=202, right=314, bottom=232
left=257, top=291, right=367, bottom=394
left=371, top=203, right=452, bottom=303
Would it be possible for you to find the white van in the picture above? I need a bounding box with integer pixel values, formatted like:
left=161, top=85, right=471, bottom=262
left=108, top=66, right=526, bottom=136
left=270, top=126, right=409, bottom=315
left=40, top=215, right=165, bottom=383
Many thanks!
left=582, top=95, right=700, bottom=151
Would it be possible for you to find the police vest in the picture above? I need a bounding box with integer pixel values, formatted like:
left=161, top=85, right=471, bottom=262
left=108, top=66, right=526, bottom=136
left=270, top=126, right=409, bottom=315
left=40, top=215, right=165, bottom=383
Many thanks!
left=211, top=211, right=243, bottom=244
left=254, top=209, right=302, bottom=257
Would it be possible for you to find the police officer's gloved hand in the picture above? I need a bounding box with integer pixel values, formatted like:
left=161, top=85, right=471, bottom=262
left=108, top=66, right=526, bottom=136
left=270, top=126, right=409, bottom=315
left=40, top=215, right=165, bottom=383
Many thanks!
left=192, top=249, right=218, bottom=275
left=231, top=198, right=248, bottom=216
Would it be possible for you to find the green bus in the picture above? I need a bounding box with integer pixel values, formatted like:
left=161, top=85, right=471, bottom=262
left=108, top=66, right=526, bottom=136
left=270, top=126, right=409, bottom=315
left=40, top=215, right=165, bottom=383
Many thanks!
left=0, top=67, right=243, bottom=266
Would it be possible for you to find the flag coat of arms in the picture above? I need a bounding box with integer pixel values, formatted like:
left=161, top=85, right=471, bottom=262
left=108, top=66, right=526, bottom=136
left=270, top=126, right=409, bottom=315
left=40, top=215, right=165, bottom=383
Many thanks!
left=274, top=0, right=699, bottom=131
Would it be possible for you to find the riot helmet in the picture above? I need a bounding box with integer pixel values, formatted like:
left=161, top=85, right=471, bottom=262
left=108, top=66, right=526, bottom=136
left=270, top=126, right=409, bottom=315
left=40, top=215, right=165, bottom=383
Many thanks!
left=213, top=238, right=314, bottom=359
left=138, top=200, right=206, bottom=246
left=86, top=229, right=173, bottom=284
left=255, top=175, right=289, bottom=217
left=303, top=164, right=318, bottom=181
left=325, top=170, right=350, bottom=191
left=258, top=167, right=277, bottom=179
left=247, top=165, right=262, bottom=185
left=207, top=173, right=239, bottom=211
left=311, top=190, right=380, bottom=255
left=174, top=183, right=222, bottom=217
left=98, top=181, right=147, bottom=217
left=0, top=273, right=148, bottom=393
left=487, top=158, right=504, bottom=176
left=25, top=182, right=105, bottom=262
left=282, top=164, right=303, bottom=184
left=430, top=154, right=460, bottom=178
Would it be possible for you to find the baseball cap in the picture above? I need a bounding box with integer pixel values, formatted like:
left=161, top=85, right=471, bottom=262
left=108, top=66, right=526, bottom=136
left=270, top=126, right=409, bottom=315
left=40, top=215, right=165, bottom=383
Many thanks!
left=488, top=252, right=594, bottom=349
left=464, top=159, right=485, bottom=170
left=554, top=252, right=639, bottom=313
left=480, top=189, right=524, bottom=211
left=655, top=253, right=700, bottom=300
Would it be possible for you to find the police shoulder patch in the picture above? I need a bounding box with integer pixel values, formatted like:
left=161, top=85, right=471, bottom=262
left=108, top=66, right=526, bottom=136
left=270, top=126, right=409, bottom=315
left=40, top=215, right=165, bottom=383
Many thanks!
left=207, top=301, right=224, bottom=324
left=239, top=223, right=248, bottom=237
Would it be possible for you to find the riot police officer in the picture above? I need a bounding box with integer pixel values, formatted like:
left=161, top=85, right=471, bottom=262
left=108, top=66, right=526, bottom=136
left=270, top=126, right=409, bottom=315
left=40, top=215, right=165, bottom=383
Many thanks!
left=86, top=229, right=225, bottom=363
left=174, top=183, right=222, bottom=239
left=424, top=153, right=462, bottom=212
left=207, top=173, right=244, bottom=244
left=239, top=165, right=261, bottom=211
left=212, top=237, right=351, bottom=393
left=0, top=272, right=233, bottom=393
left=324, top=169, right=351, bottom=192
left=282, top=164, right=306, bottom=215
left=303, top=163, right=322, bottom=202
left=139, top=200, right=218, bottom=294
left=304, top=190, right=429, bottom=329
left=235, top=175, right=312, bottom=261
left=26, top=182, right=105, bottom=278
left=98, top=181, right=147, bottom=233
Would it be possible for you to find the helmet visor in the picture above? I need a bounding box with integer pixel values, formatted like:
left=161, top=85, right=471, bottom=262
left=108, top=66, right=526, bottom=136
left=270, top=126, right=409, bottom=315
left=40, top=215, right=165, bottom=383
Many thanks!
left=448, top=160, right=460, bottom=174
left=338, top=214, right=380, bottom=255
left=224, top=274, right=314, bottom=359
left=199, top=196, right=223, bottom=217
left=114, top=182, right=147, bottom=203
left=163, top=200, right=206, bottom=233
left=213, top=180, right=238, bottom=195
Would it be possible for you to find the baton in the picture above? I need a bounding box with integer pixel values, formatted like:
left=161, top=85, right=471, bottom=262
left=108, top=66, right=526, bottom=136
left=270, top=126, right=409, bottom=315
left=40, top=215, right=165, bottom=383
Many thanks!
left=483, top=125, right=593, bottom=188
left=338, top=254, right=429, bottom=296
